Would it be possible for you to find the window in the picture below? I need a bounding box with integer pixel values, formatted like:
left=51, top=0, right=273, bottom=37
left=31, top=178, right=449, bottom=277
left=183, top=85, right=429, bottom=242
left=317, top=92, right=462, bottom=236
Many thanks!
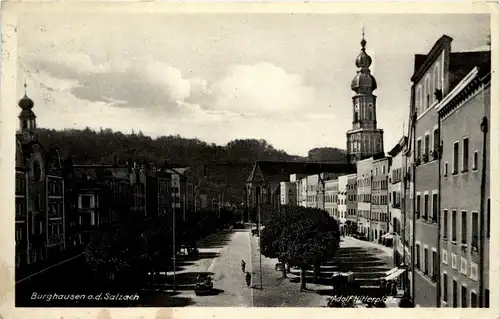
left=461, top=211, right=467, bottom=244
left=453, top=142, right=459, bottom=174
left=426, top=77, right=431, bottom=108
left=452, top=280, right=458, bottom=308
left=432, top=250, right=438, bottom=281
left=444, top=162, right=448, bottom=176
left=424, top=134, right=430, bottom=155
left=471, top=291, right=478, bottom=308
left=432, top=194, right=438, bottom=223
left=452, top=210, right=457, bottom=242
left=472, top=212, right=479, bottom=250
left=461, top=286, right=468, bottom=307
left=416, top=244, right=421, bottom=269
left=416, top=86, right=422, bottom=113
left=463, top=138, right=469, bottom=172
left=433, top=128, right=440, bottom=150
left=417, top=139, right=422, bottom=158
left=424, top=247, right=429, bottom=275
left=443, top=210, right=448, bottom=240
left=416, top=195, right=421, bottom=218
left=81, top=195, right=92, bottom=209
left=424, top=194, right=429, bottom=219
left=443, top=273, right=448, bottom=302
left=473, top=151, right=478, bottom=171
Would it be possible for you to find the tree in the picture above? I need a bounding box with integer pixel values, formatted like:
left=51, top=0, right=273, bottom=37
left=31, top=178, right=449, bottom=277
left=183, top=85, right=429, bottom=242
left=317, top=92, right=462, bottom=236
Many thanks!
left=84, top=216, right=174, bottom=289
left=260, top=209, right=292, bottom=279
left=261, top=206, right=340, bottom=291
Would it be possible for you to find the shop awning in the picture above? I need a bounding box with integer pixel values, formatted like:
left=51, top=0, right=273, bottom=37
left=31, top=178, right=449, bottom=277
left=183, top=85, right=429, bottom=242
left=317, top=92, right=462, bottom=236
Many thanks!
left=385, top=268, right=406, bottom=281
left=385, top=267, right=399, bottom=276
left=382, top=232, right=394, bottom=240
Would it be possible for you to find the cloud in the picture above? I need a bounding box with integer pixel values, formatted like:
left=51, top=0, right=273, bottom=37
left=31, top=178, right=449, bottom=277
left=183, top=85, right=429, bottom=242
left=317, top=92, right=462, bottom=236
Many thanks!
left=24, top=53, right=210, bottom=113
left=210, top=62, right=317, bottom=116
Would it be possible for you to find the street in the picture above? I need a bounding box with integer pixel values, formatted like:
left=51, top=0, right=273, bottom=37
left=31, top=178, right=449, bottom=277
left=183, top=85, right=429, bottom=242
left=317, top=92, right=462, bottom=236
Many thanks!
left=15, top=226, right=396, bottom=307
left=168, top=229, right=254, bottom=307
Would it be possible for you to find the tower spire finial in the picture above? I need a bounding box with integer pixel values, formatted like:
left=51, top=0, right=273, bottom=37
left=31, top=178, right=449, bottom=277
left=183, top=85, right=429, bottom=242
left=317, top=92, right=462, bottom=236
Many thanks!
left=361, top=25, right=367, bottom=50
left=24, top=81, right=27, bottom=96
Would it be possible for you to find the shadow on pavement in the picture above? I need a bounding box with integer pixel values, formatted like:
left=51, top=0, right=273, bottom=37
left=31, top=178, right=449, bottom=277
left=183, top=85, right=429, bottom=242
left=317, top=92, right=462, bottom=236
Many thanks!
left=194, top=252, right=221, bottom=260
left=197, top=231, right=233, bottom=249
left=164, top=271, right=215, bottom=287
left=196, top=288, right=225, bottom=296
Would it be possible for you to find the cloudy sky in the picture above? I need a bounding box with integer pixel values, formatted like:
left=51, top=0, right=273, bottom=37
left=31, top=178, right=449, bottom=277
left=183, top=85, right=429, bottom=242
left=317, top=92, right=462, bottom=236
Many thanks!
left=16, top=13, right=490, bottom=156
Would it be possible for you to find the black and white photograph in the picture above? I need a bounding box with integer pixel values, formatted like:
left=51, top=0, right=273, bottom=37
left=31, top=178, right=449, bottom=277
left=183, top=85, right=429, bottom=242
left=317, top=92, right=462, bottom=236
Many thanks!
left=0, top=2, right=497, bottom=315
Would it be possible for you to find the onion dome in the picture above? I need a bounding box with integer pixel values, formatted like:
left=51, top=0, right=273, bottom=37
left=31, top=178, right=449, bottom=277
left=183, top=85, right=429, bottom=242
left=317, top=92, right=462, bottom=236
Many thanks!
left=351, top=31, right=377, bottom=93
left=18, top=84, right=34, bottom=110
left=351, top=71, right=378, bottom=92
left=356, top=50, right=372, bottom=69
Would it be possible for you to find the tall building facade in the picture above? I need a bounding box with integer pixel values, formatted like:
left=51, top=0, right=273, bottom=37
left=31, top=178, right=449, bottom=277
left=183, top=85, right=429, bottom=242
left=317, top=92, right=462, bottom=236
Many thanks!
left=356, top=157, right=372, bottom=239
left=15, top=87, right=66, bottom=274
left=371, top=157, right=391, bottom=243
left=389, top=136, right=408, bottom=266
left=346, top=33, right=384, bottom=164
left=406, top=34, right=490, bottom=307
left=346, top=174, right=358, bottom=235
left=437, top=66, right=490, bottom=308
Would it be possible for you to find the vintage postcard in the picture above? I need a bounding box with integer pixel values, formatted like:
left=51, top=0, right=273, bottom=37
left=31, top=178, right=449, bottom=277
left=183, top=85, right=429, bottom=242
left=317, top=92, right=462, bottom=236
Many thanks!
left=0, top=1, right=498, bottom=319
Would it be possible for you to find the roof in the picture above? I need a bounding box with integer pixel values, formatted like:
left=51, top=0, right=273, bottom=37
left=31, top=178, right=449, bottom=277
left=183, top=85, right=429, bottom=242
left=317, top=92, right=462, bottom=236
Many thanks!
left=388, top=136, right=408, bottom=157
left=411, top=35, right=453, bottom=83
left=448, top=51, right=490, bottom=92
left=246, top=161, right=356, bottom=183
left=411, top=34, right=490, bottom=92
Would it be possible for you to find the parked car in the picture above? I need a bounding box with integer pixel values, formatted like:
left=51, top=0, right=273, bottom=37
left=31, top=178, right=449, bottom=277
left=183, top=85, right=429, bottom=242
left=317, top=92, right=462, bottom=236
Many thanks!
left=194, top=274, right=213, bottom=296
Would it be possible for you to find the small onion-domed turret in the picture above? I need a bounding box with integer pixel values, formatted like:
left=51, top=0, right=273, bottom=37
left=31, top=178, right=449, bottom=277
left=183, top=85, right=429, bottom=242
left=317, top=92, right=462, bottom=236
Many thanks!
left=18, top=93, right=34, bottom=110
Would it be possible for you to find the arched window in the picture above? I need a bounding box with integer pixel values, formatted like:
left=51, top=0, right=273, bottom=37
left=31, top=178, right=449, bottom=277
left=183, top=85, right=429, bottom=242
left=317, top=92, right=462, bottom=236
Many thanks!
left=416, top=86, right=422, bottom=113
left=22, top=120, right=28, bottom=129
left=425, top=76, right=431, bottom=109
left=434, top=64, right=440, bottom=91
left=354, top=111, right=358, bottom=122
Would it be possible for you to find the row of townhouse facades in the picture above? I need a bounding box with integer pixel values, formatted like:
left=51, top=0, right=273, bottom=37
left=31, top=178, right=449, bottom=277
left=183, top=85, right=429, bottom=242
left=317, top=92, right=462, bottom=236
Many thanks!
left=247, top=33, right=491, bottom=308
left=405, top=35, right=491, bottom=308
left=15, top=90, right=196, bottom=280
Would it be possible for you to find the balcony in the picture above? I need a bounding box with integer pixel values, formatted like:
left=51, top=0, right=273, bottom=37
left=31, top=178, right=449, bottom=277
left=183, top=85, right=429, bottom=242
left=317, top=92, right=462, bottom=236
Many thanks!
left=414, top=157, right=421, bottom=166
left=432, top=149, right=439, bottom=160
left=460, top=242, right=468, bottom=252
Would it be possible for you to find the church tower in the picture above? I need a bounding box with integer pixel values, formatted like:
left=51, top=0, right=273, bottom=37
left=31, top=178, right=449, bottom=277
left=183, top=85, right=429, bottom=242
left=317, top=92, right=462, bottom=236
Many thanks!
left=346, top=30, right=384, bottom=164
left=18, top=83, right=38, bottom=143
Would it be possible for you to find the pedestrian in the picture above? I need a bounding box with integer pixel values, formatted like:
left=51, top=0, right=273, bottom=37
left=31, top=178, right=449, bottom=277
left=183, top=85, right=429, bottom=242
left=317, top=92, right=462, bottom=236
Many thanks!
left=245, top=272, right=251, bottom=287
left=241, top=260, right=246, bottom=272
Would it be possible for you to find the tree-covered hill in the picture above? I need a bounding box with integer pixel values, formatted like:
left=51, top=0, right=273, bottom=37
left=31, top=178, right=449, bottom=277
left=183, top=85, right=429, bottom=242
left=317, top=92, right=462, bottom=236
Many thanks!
left=35, top=127, right=346, bottom=203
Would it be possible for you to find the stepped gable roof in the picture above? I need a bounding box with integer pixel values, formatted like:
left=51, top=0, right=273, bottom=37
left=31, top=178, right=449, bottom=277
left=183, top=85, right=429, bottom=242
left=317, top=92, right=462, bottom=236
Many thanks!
left=246, top=161, right=356, bottom=183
